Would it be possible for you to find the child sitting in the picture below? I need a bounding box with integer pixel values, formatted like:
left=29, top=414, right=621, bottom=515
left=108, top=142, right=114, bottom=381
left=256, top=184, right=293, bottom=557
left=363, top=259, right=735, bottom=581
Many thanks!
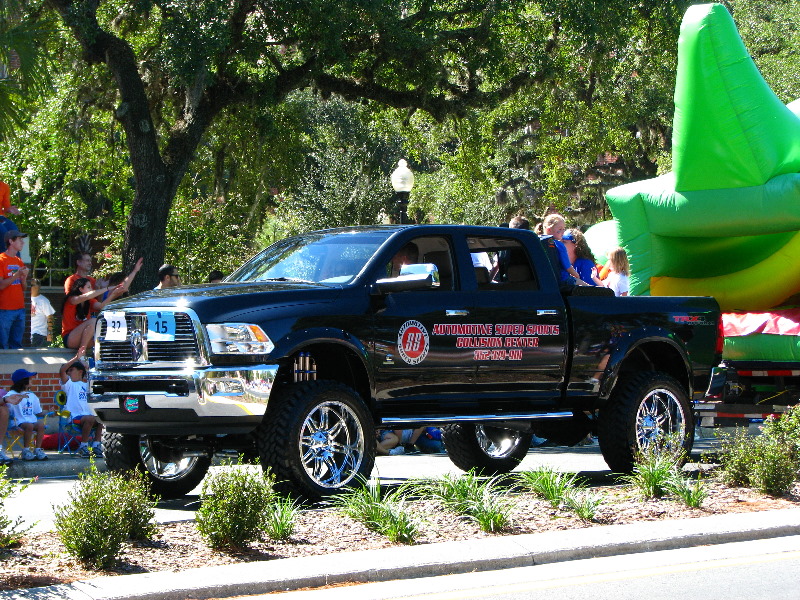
left=59, top=355, right=104, bottom=458
left=6, top=369, right=47, bottom=461
left=604, top=247, right=630, bottom=296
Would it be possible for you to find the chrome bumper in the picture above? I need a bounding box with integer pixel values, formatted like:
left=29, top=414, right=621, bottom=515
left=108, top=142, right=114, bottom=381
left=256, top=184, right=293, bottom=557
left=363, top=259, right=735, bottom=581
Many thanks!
left=89, top=365, right=279, bottom=430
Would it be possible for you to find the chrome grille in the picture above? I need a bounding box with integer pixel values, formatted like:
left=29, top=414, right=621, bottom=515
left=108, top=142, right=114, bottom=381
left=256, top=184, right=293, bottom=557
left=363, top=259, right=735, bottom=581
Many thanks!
left=98, top=311, right=200, bottom=363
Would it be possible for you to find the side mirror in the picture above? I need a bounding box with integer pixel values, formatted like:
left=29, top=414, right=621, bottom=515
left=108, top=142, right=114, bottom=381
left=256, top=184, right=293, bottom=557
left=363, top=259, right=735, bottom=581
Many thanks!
left=372, top=263, right=440, bottom=294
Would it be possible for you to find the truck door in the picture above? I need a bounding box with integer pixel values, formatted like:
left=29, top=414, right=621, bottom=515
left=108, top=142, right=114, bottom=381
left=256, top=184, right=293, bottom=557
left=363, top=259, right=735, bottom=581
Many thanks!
left=464, top=234, right=568, bottom=406
left=372, top=234, right=479, bottom=417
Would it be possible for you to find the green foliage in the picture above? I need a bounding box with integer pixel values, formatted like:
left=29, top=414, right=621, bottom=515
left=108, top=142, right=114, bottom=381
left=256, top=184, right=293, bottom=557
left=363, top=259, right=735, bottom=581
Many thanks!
left=263, top=495, right=300, bottom=542
left=717, top=428, right=757, bottom=487
left=718, top=408, right=800, bottom=496
left=195, top=465, right=276, bottom=550
left=330, top=479, right=418, bottom=544
left=562, top=490, right=604, bottom=521
left=0, top=467, right=34, bottom=548
left=516, top=467, right=586, bottom=508
left=619, top=443, right=683, bottom=500
left=412, top=471, right=513, bottom=533
left=748, top=436, right=798, bottom=497
left=666, top=475, right=708, bottom=508
left=54, top=463, right=157, bottom=568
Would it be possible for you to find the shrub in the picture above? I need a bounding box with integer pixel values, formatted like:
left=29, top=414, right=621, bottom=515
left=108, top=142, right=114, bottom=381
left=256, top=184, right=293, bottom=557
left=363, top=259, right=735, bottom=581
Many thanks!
left=516, top=467, right=585, bottom=507
left=717, top=428, right=757, bottom=487
left=331, top=479, right=418, bottom=544
left=0, top=467, right=34, bottom=548
left=195, top=465, right=275, bottom=550
left=762, top=405, right=800, bottom=462
left=54, top=462, right=156, bottom=569
left=749, top=435, right=798, bottom=496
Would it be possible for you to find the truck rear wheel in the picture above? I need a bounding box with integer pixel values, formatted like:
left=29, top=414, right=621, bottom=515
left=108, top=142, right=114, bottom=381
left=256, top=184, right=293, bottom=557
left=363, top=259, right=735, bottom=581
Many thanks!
left=256, top=380, right=375, bottom=499
left=598, top=371, right=693, bottom=473
left=442, top=424, right=532, bottom=475
left=103, top=432, right=211, bottom=499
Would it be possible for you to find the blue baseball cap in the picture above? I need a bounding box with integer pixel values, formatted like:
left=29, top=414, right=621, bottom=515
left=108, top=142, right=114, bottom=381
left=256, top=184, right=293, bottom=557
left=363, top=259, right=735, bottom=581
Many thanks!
left=561, top=232, right=576, bottom=242
left=11, top=368, right=37, bottom=383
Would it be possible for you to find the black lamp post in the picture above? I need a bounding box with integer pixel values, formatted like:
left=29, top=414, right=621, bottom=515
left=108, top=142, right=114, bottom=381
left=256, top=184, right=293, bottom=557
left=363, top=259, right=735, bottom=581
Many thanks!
left=390, top=159, right=414, bottom=224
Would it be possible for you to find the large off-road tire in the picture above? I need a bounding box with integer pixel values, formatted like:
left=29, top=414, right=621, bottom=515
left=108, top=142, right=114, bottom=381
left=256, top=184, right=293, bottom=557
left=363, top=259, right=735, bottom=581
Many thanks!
left=103, top=432, right=212, bottom=499
left=442, top=424, right=533, bottom=475
left=255, top=380, right=375, bottom=499
left=598, top=371, right=693, bottom=473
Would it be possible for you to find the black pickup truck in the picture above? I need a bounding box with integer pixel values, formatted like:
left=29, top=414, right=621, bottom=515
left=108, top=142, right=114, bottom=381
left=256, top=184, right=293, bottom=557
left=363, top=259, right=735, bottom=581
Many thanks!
left=90, top=225, right=722, bottom=498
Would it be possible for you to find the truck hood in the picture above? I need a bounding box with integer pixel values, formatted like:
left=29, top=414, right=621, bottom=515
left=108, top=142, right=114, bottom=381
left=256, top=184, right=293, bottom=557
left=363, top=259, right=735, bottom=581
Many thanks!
left=105, top=281, right=342, bottom=323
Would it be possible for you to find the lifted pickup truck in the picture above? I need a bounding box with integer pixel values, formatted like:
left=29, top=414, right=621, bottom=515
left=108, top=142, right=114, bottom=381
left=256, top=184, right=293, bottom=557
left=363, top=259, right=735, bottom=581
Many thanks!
left=90, top=225, right=721, bottom=498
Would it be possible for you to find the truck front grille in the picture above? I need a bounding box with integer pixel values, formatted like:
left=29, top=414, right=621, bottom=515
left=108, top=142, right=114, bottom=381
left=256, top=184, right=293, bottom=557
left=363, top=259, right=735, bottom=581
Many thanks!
left=97, top=311, right=201, bottom=364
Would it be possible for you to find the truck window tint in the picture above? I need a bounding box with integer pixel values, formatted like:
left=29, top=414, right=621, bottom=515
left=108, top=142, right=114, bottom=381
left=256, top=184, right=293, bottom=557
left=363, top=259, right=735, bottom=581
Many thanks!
left=385, top=236, right=456, bottom=291
left=467, top=236, right=538, bottom=291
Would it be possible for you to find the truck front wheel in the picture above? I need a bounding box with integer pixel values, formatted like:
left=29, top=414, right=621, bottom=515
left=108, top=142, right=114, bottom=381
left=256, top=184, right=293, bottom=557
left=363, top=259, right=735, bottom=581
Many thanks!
left=256, top=381, right=375, bottom=499
left=598, top=371, right=693, bottom=473
left=103, top=432, right=212, bottom=499
left=442, top=424, right=532, bottom=475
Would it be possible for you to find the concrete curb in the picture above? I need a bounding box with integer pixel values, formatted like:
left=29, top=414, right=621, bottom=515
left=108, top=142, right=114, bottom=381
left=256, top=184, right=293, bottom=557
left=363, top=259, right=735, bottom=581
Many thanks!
left=7, top=507, right=800, bottom=600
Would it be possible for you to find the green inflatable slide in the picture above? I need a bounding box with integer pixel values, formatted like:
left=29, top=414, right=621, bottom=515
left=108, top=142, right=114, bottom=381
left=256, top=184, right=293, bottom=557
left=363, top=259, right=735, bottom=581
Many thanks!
left=606, top=3, right=800, bottom=314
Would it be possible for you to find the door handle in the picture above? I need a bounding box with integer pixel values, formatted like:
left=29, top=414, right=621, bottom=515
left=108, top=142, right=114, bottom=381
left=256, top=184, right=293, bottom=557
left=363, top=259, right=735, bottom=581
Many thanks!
left=537, top=309, right=559, bottom=316
left=446, top=309, right=470, bottom=317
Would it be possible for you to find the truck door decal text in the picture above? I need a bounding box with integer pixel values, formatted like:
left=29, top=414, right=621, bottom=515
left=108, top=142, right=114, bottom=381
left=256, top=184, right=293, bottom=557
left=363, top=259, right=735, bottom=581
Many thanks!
left=431, top=322, right=559, bottom=361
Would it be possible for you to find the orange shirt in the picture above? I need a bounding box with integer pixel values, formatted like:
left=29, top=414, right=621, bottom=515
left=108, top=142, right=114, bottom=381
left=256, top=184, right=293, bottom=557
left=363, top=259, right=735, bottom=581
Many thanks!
left=0, top=181, right=9, bottom=217
left=61, top=298, right=101, bottom=336
left=63, top=273, right=96, bottom=295
left=0, top=253, right=25, bottom=310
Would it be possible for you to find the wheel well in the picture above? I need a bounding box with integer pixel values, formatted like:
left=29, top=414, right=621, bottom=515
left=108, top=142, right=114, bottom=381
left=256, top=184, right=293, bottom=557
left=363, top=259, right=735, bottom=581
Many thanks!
left=616, top=341, right=690, bottom=393
left=272, top=343, right=372, bottom=411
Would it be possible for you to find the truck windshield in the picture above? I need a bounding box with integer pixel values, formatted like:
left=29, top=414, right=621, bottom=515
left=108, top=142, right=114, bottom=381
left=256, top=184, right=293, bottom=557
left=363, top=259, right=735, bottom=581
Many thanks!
left=228, top=230, right=394, bottom=284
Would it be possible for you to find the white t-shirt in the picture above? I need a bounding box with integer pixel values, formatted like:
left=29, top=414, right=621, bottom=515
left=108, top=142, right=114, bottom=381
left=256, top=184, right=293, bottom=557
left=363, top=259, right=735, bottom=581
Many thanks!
left=63, top=378, right=94, bottom=417
left=606, top=272, right=630, bottom=297
left=471, top=252, right=494, bottom=271
left=30, top=294, right=55, bottom=337
left=9, top=391, right=42, bottom=425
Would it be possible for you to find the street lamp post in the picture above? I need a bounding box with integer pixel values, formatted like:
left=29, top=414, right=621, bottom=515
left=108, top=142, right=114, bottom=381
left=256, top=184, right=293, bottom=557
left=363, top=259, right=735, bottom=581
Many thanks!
left=390, top=159, right=414, bottom=224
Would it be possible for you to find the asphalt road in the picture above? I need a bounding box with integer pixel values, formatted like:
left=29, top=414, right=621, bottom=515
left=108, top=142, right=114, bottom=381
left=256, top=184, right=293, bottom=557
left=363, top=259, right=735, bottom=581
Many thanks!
left=235, top=535, right=800, bottom=600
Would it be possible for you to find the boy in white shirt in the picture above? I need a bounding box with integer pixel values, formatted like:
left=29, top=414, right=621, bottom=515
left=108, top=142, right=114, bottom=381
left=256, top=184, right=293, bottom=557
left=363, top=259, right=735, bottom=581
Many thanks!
left=29, top=279, right=55, bottom=347
left=6, top=369, right=47, bottom=461
left=59, top=356, right=104, bottom=458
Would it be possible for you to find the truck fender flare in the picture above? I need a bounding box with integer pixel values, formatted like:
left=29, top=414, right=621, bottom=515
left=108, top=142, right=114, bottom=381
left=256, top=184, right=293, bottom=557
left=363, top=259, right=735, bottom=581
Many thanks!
left=273, top=327, right=374, bottom=391
left=601, top=327, right=692, bottom=399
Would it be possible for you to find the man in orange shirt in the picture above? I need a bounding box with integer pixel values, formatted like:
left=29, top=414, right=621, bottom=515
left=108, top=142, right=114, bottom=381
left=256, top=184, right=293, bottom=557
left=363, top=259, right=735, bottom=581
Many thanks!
left=0, top=231, right=29, bottom=348
left=63, top=252, right=96, bottom=295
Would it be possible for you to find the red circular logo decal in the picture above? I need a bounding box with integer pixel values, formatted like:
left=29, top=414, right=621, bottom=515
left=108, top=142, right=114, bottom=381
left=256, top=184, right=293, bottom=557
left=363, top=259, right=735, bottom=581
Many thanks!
left=397, top=320, right=429, bottom=365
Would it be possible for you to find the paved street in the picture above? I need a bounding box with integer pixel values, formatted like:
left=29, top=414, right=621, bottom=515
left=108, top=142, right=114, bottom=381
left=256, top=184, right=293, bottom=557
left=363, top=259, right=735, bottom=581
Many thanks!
left=245, top=535, right=800, bottom=600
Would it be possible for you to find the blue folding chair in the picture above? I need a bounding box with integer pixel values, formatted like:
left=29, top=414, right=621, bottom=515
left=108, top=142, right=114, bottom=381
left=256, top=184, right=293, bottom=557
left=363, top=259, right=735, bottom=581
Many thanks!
left=54, top=391, right=81, bottom=454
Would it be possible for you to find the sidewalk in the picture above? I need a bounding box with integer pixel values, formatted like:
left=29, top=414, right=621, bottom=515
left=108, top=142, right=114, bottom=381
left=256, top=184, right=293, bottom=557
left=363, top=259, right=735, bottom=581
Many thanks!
left=4, top=507, right=800, bottom=600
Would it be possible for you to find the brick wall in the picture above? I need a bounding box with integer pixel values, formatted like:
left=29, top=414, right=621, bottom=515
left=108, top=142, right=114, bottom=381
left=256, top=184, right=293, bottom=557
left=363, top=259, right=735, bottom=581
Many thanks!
left=1, top=348, right=73, bottom=433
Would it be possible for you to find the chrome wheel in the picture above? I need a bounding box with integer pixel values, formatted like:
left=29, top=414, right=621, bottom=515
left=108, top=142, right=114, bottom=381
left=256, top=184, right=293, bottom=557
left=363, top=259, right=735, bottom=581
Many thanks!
left=299, top=400, right=365, bottom=489
left=635, top=387, right=687, bottom=449
left=139, top=437, right=199, bottom=481
left=475, top=425, right=524, bottom=459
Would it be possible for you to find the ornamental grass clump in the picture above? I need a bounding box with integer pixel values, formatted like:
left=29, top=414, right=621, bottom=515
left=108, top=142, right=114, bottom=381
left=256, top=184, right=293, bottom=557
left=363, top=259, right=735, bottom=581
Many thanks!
left=196, top=464, right=276, bottom=550
left=331, top=479, right=418, bottom=544
left=666, top=474, right=708, bottom=508
left=54, top=462, right=158, bottom=569
left=412, top=471, right=513, bottom=533
left=516, top=466, right=586, bottom=508
left=562, top=489, right=604, bottom=521
left=620, top=438, right=684, bottom=499
left=0, top=466, right=34, bottom=548
left=263, top=495, right=301, bottom=541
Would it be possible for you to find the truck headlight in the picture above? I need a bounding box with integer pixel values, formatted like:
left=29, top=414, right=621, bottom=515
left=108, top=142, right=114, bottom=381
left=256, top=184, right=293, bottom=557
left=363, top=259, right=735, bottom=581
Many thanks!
left=205, top=323, right=275, bottom=354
